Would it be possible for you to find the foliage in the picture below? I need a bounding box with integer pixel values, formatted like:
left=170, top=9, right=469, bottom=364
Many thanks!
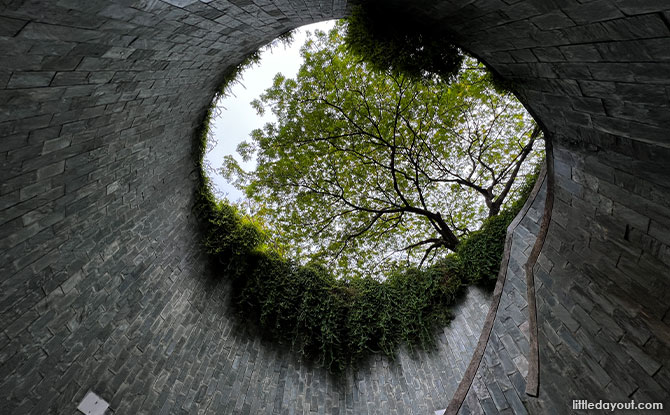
left=344, top=2, right=462, bottom=81
left=344, top=2, right=519, bottom=95
left=232, top=251, right=465, bottom=371
left=223, top=24, right=543, bottom=277
left=457, top=210, right=515, bottom=285
left=216, top=30, right=295, bottom=98
left=191, top=18, right=543, bottom=374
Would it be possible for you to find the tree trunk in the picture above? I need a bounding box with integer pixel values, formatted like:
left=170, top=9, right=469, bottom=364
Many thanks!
left=435, top=214, right=461, bottom=251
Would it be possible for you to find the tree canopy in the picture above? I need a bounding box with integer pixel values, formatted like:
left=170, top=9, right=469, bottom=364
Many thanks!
left=222, top=23, right=543, bottom=278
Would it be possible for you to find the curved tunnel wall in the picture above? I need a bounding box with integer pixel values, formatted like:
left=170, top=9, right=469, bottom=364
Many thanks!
left=1, top=0, right=670, bottom=413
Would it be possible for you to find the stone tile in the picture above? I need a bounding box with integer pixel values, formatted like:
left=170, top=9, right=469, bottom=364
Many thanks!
left=3, top=2, right=670, bottom=415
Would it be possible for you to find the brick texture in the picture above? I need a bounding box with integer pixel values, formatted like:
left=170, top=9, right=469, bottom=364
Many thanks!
left=2, top=0, right=670, bottom=414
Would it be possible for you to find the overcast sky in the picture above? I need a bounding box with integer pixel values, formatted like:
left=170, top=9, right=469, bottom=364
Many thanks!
left=205, top=20, right=337, bottom=201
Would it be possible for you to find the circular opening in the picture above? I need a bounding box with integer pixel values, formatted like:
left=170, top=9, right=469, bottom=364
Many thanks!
left=193, top=14, right=545, bottom=373
left=203, top=21, right=544, bottom=279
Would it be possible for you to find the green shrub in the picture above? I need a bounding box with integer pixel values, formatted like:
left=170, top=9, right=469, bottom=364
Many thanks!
left=457, top=210, right=515, bottom=285
left=344, top=2, right=518, bottom=95
left=344, top=3, right=463, bottom=81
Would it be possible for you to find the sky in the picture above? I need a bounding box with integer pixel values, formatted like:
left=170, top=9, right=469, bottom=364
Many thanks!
left=205, top=20, right=337, bottom=201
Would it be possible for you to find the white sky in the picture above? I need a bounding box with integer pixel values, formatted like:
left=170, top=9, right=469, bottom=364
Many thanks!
left=205, top=20, right=337, bottom=201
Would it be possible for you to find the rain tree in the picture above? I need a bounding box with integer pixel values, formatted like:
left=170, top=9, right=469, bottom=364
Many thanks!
left=222, top=24, right=543, bottom=277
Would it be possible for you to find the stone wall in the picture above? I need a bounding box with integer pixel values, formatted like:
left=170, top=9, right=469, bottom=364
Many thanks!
left=1, top=0, right=670, bottom=413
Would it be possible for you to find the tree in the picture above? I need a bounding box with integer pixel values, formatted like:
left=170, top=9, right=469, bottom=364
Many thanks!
left=222, top=24, right=543, bottom=277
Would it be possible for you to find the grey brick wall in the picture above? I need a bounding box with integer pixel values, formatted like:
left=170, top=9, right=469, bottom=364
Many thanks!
left=2, top=0, right=670, bottom=414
